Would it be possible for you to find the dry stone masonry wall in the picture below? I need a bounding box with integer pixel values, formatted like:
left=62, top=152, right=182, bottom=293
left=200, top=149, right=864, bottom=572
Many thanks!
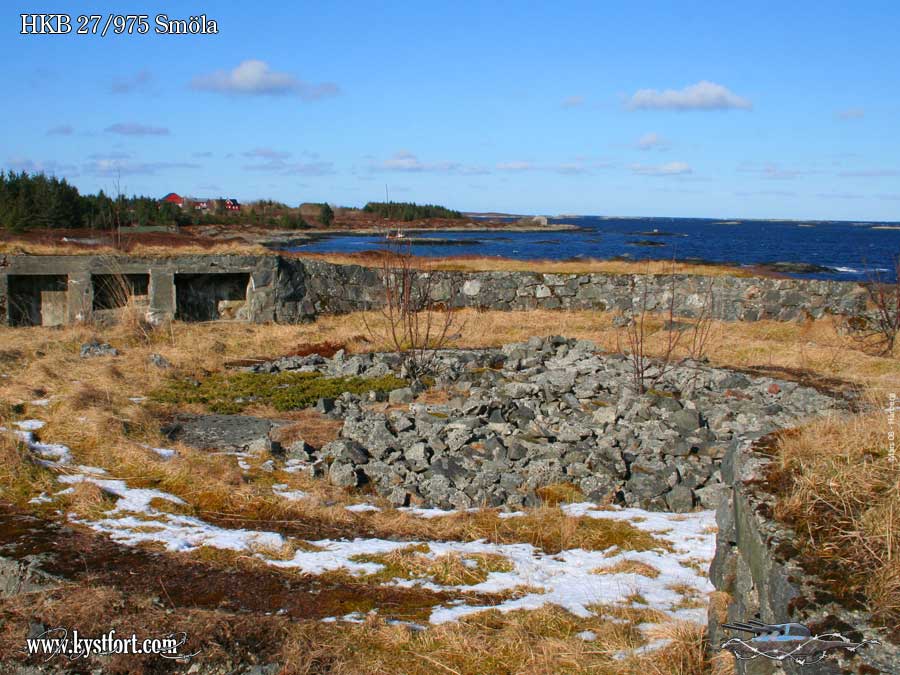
left=0, top=254, right=869, bottom=326
left=709, top=439, right=897, bottom=674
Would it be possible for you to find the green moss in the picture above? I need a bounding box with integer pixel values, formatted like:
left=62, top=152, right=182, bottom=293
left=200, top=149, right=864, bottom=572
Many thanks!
left=151, top=371, right=406, bottom=413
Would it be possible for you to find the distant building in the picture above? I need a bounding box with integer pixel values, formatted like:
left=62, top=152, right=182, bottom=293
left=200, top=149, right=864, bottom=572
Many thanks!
left=161, top=192, right=184, bottom=207
left=160, top=194, right=240, bottom=212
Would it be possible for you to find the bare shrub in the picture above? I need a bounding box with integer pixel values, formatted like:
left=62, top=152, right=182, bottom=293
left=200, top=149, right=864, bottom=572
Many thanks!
left=617, top=263, right=686, bottom=393
left=848, top=255, right=900, bottom=355
left=362, top=240, right=462, bottom=384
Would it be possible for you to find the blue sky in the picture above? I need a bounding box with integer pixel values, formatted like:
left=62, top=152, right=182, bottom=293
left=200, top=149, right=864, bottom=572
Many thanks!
left=4, top=0, right=899, bottom=220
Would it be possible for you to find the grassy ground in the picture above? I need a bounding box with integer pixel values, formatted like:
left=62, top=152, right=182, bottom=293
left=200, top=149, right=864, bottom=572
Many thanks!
left=770, top=409, right=900, bottom=630
left=2, top=307, right=899, bottom=672
left=296, top=251, right=758, bottom=277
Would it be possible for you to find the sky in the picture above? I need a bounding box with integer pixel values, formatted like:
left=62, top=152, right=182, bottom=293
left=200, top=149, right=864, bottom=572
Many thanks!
left=3, top=0, right=900, bottom=220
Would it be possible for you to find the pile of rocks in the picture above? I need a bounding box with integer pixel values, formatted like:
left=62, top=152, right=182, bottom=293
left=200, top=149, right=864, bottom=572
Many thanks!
left=251, top=337, right=844, bottom=512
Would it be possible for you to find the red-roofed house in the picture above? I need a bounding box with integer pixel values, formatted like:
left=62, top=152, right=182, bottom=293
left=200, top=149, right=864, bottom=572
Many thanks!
left=162, top=192, right=184, bottom=207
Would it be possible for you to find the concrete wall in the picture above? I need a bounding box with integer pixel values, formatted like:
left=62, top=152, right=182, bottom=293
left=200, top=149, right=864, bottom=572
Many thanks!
left=0, top=254, right=870, bottom=327
left=708, top=438, right=896, bottom=674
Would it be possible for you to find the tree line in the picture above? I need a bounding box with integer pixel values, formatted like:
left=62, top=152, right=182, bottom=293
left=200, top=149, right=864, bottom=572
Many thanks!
left=362, top=201, right=463, bottom=221
left=0, top=171, right=314, bottom=231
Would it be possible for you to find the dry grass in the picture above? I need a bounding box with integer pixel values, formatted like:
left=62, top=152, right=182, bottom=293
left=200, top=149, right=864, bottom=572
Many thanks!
left=593, top=559, right=661, bottom=578
left=269, top=409, right=343, bottom=449
left=1, top=308, right=898, bottom=550
left=297, top=251, right=755, bottom=277
left=278, top=606, right=711, bottom=675
left=0, top=238, right=271, bottom=257
left=347, top=546, right=515, bottom=586
left=772, top=408, right=900, bottom=625
left=10, top=305, right=874, bottom=674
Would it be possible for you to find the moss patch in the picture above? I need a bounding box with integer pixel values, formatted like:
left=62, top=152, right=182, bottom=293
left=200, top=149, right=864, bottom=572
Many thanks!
left=151, top=371, right=407, bottom=414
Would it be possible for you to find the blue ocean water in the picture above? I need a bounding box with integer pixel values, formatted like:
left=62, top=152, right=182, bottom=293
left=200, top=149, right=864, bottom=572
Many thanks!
left=289, top=216, right=900, bottom=282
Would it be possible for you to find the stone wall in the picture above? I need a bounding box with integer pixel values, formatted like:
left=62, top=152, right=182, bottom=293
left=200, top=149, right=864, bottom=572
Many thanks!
left=708, top=439, right=897, bottom=674
left=0, top=254, right=869, bottom=326
left=277, top=258, right=870, bottom=323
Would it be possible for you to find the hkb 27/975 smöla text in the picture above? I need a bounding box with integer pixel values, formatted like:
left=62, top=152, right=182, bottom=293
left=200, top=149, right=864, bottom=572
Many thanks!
left=20, top=14, right=218, bottom=36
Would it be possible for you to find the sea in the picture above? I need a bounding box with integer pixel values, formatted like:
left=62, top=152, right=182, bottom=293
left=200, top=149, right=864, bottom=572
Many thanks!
left=287, top=216, right=900, bottom=282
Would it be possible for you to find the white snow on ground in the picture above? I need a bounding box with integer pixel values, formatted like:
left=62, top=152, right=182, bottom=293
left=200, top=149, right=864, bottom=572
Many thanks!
left=272, top=484, right=308, bottom=501
left=58, top=475, right=186, bottom=513
left=11, top=421, right=718, bottom=630
left=139, top=443, right=177, bottom=460
left=14, top=419, right=45, bottom=431
left=30, top=399, right=51, bottom=407
left=345, top=503, right=381, bottom=513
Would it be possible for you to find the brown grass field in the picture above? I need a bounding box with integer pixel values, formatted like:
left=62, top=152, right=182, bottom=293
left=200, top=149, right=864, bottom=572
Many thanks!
left=1, top=304, right=898, bottom=672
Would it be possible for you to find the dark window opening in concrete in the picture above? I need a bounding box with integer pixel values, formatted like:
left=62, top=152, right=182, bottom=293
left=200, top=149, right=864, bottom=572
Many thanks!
left=8, top=275, right=68, bottom=326
left=92, top=274, right=150, bottom=311
left=175, top=273, right=251, bottom=321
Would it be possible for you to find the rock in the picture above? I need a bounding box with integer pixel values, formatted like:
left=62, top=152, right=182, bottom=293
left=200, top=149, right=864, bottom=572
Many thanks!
left=320, top=439, right=369, bottom=465
left=389, top=387, right=414, bottom=404
left=695, top=481, right=727, bottom=509
left=148, top=353, right=171, bottom=369
left=315, top=397, right=335, bottom=414
left=328, top=461, right=359, bottom=488
left=387, top=486, right=409, bottom=507
left=669, top=409, right=701, bottom=432
left=462, top=279, right=481, bottom=296
left=162, top=414, right=278, bottom=452
left=285, top=439, right=314, bottom=461
left=80, top=340, right=118, bottom=358
left=665, top=484, right=695, bottom=512
left=767, top=382, right=781, bottom=395
left=406, top=442, right=432, bottom=471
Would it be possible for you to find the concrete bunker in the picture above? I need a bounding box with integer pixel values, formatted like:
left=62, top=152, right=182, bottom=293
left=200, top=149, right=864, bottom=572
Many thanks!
left=7, top=274, right=68, bottom=326
left=175, top=272, right=252, bottom=321
left=92, top=273, right=150, bottom=311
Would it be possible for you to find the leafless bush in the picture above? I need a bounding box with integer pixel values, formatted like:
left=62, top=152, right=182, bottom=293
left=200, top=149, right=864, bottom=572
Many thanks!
left=616, top=263, right=716, bottom=393
left=849, top=255, right=900, bottom=355
left=687, top=278, right=717, bottom=361
left=362, top=240, right=462, bottom=384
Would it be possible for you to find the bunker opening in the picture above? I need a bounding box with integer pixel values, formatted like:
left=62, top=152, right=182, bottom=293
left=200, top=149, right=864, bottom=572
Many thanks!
left=175, top=272, right=251, bottom=322
left=92, top=273, right=150, bottom=311
left=7, top=274, right=68, bottom=327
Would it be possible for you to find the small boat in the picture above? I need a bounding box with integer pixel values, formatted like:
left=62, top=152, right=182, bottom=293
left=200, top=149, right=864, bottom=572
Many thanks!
left=385, top=227, right=406, bottom=240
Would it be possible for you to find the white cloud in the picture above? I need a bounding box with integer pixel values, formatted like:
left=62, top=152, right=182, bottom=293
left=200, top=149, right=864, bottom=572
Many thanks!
left=836, top=108, right=864, bottom=120
left=561, top=95, right=584, bottom=109
left=738, top=161, right=813, bottom=180
left=47, top=124, right=74, bottom=136
left=191, top=60, right=339, bottom=99
left=630, top=161, right=692, bottom=176
left=243, top=147, right=292, bottom=160
left=105, top=122, right=170, bottom=136
left=734, top=189, right=797, bottom=198
left=374, top=151, right=487, bottom=175
left=816, top=192, right=864, bottom=200
left=111, top=70, right=153, bottom=94
left=636, top=132, right=669, bottom=150
left=496, top=161, right=534, bottom=171
left=242, top=159, right=335, bottom=175
left=84, top=158, right=198, bottom=176
left=839, top=168, right=899, bottom=177
left=626, top=81, right=751, bottom=111
left=5, top=157, right=78, bottom=175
